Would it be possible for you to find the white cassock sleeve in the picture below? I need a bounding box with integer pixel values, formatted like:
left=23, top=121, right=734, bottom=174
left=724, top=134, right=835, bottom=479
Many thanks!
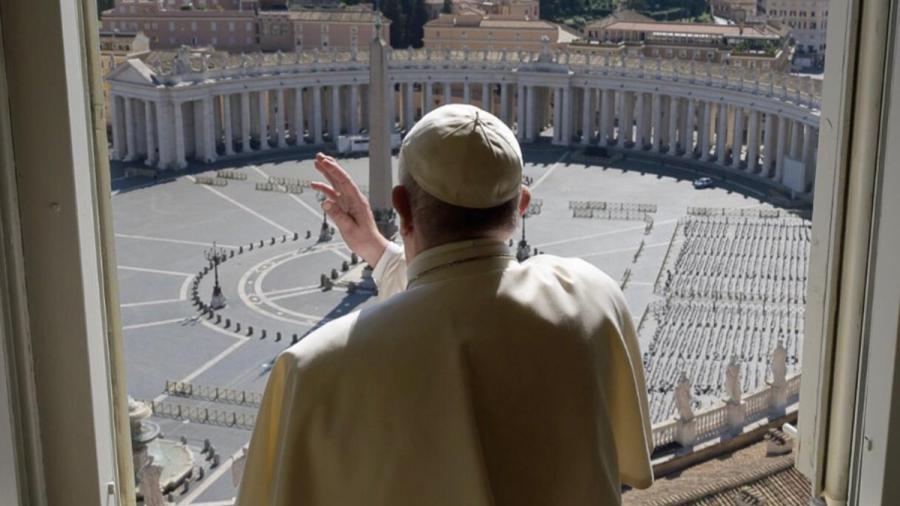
left=371, top=241, right=407, bottom=300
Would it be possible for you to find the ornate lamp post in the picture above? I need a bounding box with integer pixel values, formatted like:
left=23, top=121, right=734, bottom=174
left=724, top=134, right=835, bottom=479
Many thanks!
left=205, top=242, right=228, bottom=309
left=517, top=198, right=543, bottom=262
left=317, top=191, right=333, bottom=242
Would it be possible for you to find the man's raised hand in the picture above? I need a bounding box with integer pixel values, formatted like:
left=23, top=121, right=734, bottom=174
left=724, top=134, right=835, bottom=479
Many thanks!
left=311, top=153, right=389, bottom=266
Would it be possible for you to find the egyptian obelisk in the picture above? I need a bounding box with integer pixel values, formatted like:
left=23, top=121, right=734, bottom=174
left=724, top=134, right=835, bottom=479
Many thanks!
left=368, top=13, right=397, bottom=238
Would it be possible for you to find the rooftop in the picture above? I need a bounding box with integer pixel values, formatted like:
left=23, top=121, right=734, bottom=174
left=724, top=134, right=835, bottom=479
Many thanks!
left=596, top=21, right=781, bottom=40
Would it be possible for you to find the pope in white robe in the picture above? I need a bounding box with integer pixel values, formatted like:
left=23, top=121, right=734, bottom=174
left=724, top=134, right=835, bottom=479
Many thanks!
left=237, top=105, right=653, bottom=506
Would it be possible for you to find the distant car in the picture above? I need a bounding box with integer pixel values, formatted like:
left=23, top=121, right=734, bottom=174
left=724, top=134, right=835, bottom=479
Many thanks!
left=693, top=176, right=714, bottom=189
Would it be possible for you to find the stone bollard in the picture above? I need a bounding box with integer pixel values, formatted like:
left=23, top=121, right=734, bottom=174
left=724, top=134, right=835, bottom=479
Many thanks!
left=225, top=318, right=231, bottom=328
left=323, top=278, right=333, bottom=291
left=235, top=322, right=241, bottom=332
left=249, top=243, right=253, bottom=250
left=212, top=454, right=221, bottom=469
left=270, top=237, right=275, bottom=245
left=261, top=329, right=267, bottom=339
left=331, top=268, right=339, bottom=280
left=351, top=252, right=358, bottom=264
left=259, top=240, right=264, bottom=248
left=180, top=436, right=188, bottom=445
left=229, top=250, right=234, bottom=258
left=282, top=235, right=287, bottom=243
left=341, top=261, right=349, bottom=272
left=292, top=333, right=299, bottom=344
left=306, top=230, right=312, bottom=239
left=239, top=246, right=243, bottom=253
left=320, top=273, right=328, bottom=287
left=216, top=314, right=222, bottom=324
left=293, top=232, right=299, bottom=241
left=247, top=326, right=253, bottom=336
left=197, top=466, right=205, bottom=481
left=202, top=438, right=211, bottom=454
left=275, top=331, right=282, bottom=342
left=347, top=282, right=357, bottom=294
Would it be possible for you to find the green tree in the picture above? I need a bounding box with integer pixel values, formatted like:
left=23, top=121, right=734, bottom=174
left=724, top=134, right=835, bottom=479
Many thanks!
left=381, top=0, right=407, bottom=47
left=404, top=0, right=429, bottom=48
left=442, top=0, right=452, bottom=14
left=97, top=0, right=114, bottom=17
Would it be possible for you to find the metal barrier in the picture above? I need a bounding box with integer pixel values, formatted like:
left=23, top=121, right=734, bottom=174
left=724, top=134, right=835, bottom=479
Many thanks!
left=149, top=399, right=256, bottom=430
left=217, top=170, right=248, bottom=180
left=164, top=380, right=263, bottom=407
left=194, top=176, right=228, bottom=187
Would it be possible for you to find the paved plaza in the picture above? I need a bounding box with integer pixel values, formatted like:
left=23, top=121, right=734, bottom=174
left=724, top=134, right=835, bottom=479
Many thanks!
left=112, top=146, right=804, bottom=503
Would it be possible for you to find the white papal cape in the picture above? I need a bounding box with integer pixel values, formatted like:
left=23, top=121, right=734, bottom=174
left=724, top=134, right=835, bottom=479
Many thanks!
left=237, top=239, right=653, bottom=506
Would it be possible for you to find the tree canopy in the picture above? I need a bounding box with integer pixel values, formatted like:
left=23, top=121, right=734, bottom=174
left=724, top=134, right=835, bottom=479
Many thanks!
left=378, top=0, right=429, bottom=48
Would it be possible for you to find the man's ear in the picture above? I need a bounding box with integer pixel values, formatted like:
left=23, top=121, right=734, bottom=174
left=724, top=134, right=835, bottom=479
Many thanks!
left=392, top=185, right=414, bottom=236
left=518, top=185, right=532, bottom=216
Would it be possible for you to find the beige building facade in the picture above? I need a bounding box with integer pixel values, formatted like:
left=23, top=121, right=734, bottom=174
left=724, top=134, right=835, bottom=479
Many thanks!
left=757, top=0, right=827, bottom=63
left=258, top=7, right=389, bottom=52
left=581, top=13, right=791, bottom=71
left=424, top=14, right=575, bottom=51
left=101, top=0, right=388, bottom=53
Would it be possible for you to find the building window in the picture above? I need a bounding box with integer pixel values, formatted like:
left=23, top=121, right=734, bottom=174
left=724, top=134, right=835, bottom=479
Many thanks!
left=229, top=21, right=235, bottom=32
left=169, top=21, right=175, bottom=31
left=191, top=21, right=197, bottom=32
left=211, top=21, right=217, bottom=32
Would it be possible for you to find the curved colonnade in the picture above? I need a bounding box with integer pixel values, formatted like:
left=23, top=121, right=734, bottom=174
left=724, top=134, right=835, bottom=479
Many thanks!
left=107, top=48, right=822, bottom=194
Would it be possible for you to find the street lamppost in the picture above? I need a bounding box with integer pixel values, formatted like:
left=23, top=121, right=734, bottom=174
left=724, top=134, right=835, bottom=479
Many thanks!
left=205, top=242, right=228, bottom=309
left=517, top=198, right=543, bottom=262
left=317, top=191, right=333, bottom=242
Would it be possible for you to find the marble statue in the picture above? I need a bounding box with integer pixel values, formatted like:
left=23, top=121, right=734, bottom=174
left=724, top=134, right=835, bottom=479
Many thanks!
left=725, top=355, right=742, bottom=404
left=772, top=340, right=787, bottom=387
left=675, top=371, right=694, bottom=421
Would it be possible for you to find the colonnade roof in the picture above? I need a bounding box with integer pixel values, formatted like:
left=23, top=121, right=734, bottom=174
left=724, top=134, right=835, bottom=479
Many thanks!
left=107, top=46, right=823, bottom=114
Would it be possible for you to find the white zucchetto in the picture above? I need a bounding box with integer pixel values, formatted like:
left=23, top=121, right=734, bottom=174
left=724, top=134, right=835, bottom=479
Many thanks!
left=398, top=104, right=523, bottom=209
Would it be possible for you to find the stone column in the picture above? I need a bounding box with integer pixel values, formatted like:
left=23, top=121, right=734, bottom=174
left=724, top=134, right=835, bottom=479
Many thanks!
left=682, top=98, right=695, bottom=158
left=652, top=93, right=663, bottom=152
left=562, top=86, right=572, bottom=145
left=124, top=97, right=136, bottom=161
left=581, top=87, right=593, bottom=145
left=668, top=96, right=679, bottom=153
left=789, top=119, right=801, bottom=160
left=109, top=95, right=123, bottom=160
left=331, top=85, right=342, bottom=140
left=775, top=115, right=788, bottom=181
left=700, top=101, right=712, bottom=161
left=622, top=91, right=634, bottom=145
left=258, top=90, right=270, bottom=150
left=601, top=89, right=612, bottom=145
left=617, top=90, right=627, bottom=145
left=716, top=103, right=728, bottom=164
left=463, top=82, right=471, bottom=104
left=443, top=82, right=452, bottom=105
left=525, top=85, right=536, bottom=142
left=275, top=88, right=287, bottom=148
left=294, top=87, right=305, bottom=144
left=500, top=83, right=510, bottom=124
left=763, top=113, right=776, bottom=176
left=237, top=92, right=249, bottom=152
left=552, top=87, right=563, bottom=145
left=144, top=100, right=157, bottom=165
left=222, top=94, right=234, bottom=156
left=404, top=82, right=415, bottom=131
left=746, top=110, right=760, bottom=172
left=173, top=101, right=187, bottom=169
left=516, top=84, right=526, bottom=142
left=349, top=84, right=359, bottom=135
left=154, top=101, right=172, bottom=170
left=801, top=123, right=813, bottom=165
left=731, top=106, right=743, bottom=166
left=482, top=82, right=490, bottom=112
left=634, top=92, right=645, bottom=149
left=313, top=86, right=323, bottom=144
left=202, top=96, right=217, bottom=162
left=424, top=82, right=433, bottom=115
